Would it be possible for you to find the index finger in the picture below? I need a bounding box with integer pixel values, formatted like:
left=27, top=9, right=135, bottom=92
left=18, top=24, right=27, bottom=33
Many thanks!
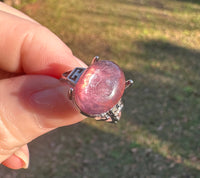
left=0, top=9, right=86, bottom=78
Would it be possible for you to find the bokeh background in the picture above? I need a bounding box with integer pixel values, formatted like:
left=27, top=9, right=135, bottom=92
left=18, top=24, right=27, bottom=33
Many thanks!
left=0, top=0, right=200, bottom=177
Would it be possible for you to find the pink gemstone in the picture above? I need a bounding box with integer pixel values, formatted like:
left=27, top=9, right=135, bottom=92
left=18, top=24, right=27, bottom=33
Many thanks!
left=74, top=60, right=125, bottom=116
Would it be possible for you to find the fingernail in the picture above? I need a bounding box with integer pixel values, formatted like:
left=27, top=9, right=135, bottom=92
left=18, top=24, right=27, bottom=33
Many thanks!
left=1, top=154, right=28, bottom=170
left=30, top=85, right=68, bottom=111
left=14, top=151, right=29, bottom=169
left=28, top=79, right=84, bottom=128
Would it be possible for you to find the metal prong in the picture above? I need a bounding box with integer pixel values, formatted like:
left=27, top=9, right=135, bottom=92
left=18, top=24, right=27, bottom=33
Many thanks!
left=68, top=88, right=74, bottom=100
left=91, top=56, right=100, bottom=64
left=125, top=79, right=133, bottom=89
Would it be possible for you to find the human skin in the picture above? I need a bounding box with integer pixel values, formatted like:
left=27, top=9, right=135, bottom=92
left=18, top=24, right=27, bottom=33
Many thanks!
left=0, top=2, right=87, bottom=169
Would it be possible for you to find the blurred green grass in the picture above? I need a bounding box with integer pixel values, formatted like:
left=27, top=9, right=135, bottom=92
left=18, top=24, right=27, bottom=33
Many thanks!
left=1, top=0, right=200, bottom=177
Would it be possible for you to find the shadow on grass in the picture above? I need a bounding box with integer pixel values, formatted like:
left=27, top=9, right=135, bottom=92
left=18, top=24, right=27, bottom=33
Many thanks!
left=177, top=0, right=200, bottom=5
left=122, top=39, right=200, bottom=167
left=0, top=122, right=199, bottom=178
left=135, top=40, right=200, bottom=78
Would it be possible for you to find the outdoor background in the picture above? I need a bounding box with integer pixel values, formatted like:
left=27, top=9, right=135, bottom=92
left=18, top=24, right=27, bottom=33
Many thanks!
left=0, top=0, right=200, bottom=177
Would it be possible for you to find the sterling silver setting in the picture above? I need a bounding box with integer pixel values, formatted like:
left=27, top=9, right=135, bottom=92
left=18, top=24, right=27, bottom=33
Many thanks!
left=61, top=56, right=133, bottom=123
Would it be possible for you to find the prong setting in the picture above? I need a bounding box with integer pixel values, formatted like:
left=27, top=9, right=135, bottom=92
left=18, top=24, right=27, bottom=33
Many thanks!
left=91, top=56, right=100, bottom=64
left=68, top=88, right=74, bottom=100
left=125, top=80, right=133, bottom=89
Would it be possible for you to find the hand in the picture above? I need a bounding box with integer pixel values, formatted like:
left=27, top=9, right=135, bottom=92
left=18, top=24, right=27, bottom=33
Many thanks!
left=0, top=2, right=86, bottom=169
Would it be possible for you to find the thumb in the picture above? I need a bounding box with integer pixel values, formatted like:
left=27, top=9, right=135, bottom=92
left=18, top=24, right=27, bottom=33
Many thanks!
left=0, top=74, right=85, bottom=163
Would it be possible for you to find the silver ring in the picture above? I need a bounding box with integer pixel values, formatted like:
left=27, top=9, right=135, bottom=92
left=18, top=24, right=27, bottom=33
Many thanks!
left=60, top=56, right=133, bottom=123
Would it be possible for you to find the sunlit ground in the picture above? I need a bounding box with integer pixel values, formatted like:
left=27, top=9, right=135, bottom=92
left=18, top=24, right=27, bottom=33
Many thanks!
left=1, top=0, right=200, bottom=177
